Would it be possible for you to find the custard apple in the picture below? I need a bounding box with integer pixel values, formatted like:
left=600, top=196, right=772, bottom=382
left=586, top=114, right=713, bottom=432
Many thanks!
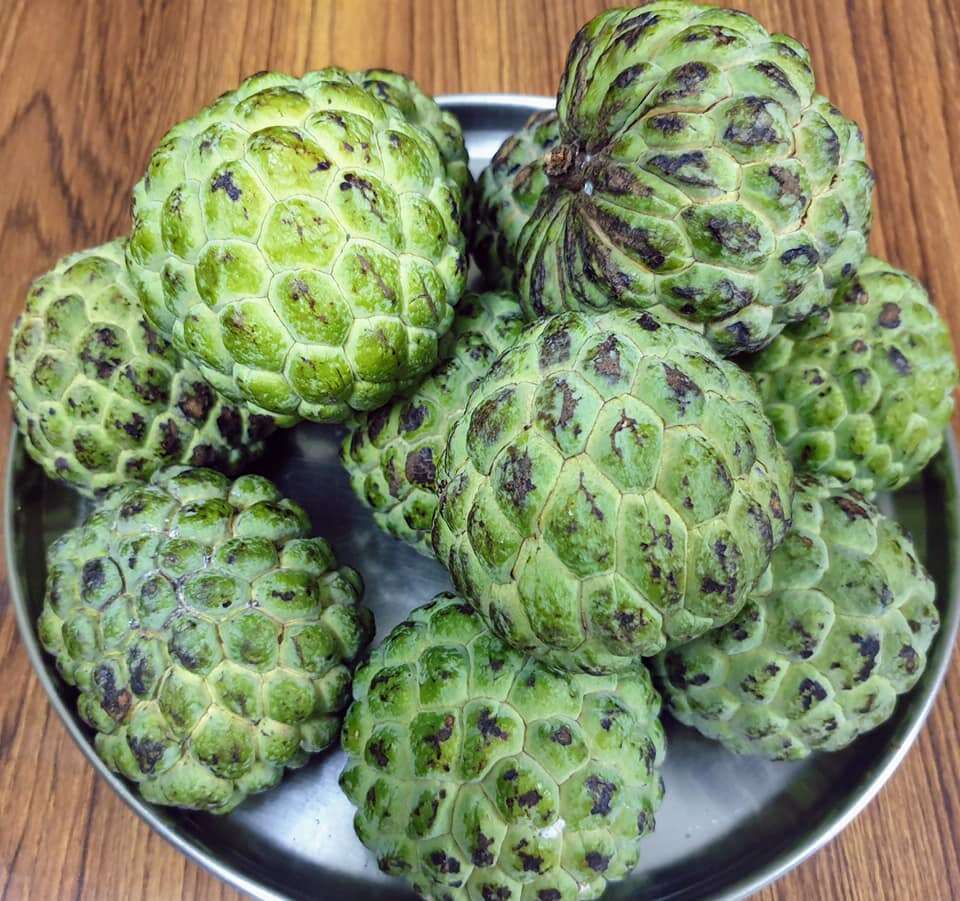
left=340, top=593, right=665, bottom=900
left=342, top=291, right=525, bottom=556
left=37, top=466, right=374, bottom=812
left=473, top=110, right=559, bottom=288
left=126, top=68, right=468, bottom=423
left=652, top=475, right=939, bottom=760
left=7, top=240, right=275, bottom=496
left=747, top=256, right=958, bottom=496
left=433, top=308, right=793, bottom=673
left=515, top=1, right=874, bottom=355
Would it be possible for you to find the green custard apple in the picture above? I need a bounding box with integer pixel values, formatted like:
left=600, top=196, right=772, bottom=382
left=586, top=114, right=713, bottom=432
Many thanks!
left=515, top=1, right=874, bottom=355
left=341, top=291, right=525, bottom=556
left=747, top=256, right=958, bottom=496
left=7, top=239, right=276, bottom=496
left=340, top=593, right=665, bottom=900
left=652, top=475, right=939, bottom=760
left=37, top=466, right=374, bottom=812
left=434, top=308, right=794, bottom=673
left=126, top=68, right=468, bottom=423
left=473, top=110, right=560, bottom=289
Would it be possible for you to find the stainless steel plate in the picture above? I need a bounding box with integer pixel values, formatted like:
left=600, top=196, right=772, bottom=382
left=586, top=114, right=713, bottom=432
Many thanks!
left=7, top=95, right=960, bottom=901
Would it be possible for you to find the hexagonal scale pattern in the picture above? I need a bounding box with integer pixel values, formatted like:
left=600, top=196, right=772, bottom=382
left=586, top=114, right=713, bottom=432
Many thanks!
left=6, top=239, right=277, bottom=496
left=652, top=475, right=940, bottom=760
left=434, top=308, right=794, bottom=673
left=126, top=68, right=469, bottom=423
left=37, top=466, right=374, bottom=813
left=514, top=1, right=875, bottom=356
left=340, top=594, right=665, bottom=900
left=341, top=291, right=526, bottom=556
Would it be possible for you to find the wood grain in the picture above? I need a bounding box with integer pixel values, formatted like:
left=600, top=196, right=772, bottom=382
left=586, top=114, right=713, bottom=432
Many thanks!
left=0, top=1, right=957, bottom=898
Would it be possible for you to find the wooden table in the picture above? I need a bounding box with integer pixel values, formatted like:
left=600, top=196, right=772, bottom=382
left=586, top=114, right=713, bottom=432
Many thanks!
left=0, top=1, right=957, bottom=898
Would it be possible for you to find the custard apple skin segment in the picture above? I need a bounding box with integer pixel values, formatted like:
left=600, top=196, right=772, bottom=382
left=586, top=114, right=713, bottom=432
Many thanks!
left=37, top=466, right=375, bottom=813
left=7, top=240, right=275, bottom=496
left=341, top=291, right=526, bottom=556
left=126, top=68, right=468, bottom=423
left=339, top=593, right=666, bottom=901
left=433, top=308, right=793, bottom=673
left=473, top=110, right=560, bottom=289
left=747, top=256, right=959, bottom=496
left=652, top=475, right=939, bottom=760
left=515, top=2, right=874, bottom=355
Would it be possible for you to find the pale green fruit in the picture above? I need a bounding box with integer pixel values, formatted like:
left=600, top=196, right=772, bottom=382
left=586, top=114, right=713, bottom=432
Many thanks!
left=747, top=256, right=958, bottom=495
left=434, top=308, right=794, bottom=673
left=7, top=239, right=275, bottom=496
left=653, top=476, right=939, bottom=760
left=516, top=2, right=874, bottom=355
left=37, top=466, right=374, bottom=812
left=340, top=593, right=665, bottom=901
left=127, top=69, right=468, bottom=423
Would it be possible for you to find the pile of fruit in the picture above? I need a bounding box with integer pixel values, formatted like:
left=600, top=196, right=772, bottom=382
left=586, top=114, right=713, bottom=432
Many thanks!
left=10, top=3, right=957, bottom=898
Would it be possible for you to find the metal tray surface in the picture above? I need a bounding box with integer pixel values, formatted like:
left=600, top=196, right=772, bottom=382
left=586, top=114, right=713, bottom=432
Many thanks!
left=7, top=95, right=960, bottom=901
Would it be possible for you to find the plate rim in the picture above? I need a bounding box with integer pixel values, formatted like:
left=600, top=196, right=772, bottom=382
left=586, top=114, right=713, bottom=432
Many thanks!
left=6, top=91, right=960, bottom=901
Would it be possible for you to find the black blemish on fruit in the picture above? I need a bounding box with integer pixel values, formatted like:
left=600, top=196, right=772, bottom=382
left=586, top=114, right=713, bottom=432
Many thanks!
left=367, top=738, right=390, bottom=767
left=584, top=775, right=616, bottom=816
left=877, top=302, right=902, bottom=329
left=647, top=151, right=717, bottom=189
left=159, top=420, right=183, bottom=456
left=128, top=736, right=166, bottom=773
left=405, top=447, right=436, bottom=488
left=190, top=444, right=224, bottom=468
left=790, top=618, right=820, bottom=658
left=887, top=346, right=911, bottom=375
left=753, top=60, right=798, bottom=96
left=585, top=850, right=610, bottom=872
left=589, top=204, right=668, bottom=270
left=428, top=850, right=461, bottom=874
left=355, top=253, right=396, bottom=299
left=780, top=244, right=820, bottom=269
left=120, top=412, right=147, bottom=440
left=609, top=410, right=641, bottom=461
left=82, top=559, right=107, bottom=591
left=477, top=708, right=509, bottom=741
left=724, top=97, right=782, bottom=147
left=499, top=446, right=535, bottom=509
left=798, top=677, right=828, bottom=710
left=899, top=644, right=919, bottom=674
left=211, top=170, right=242, bottom=202
left=178, top=381, right=215, bottom=424
left=657, top=61, right=710, bottom=103
left=216, top=407, right=243, bottom=445
left=768, top=165, right=805, bottom=203
left=538, top=891, right=562, bottom=901
left=93, top=664, right=131, bottom=719
left=551, top=725, right=573, bottom=746
left=425, top=714, right=456, bottom=757
left=850, top=632, right=881, bottom=682
left=127, top=647, right=151, bottom=696
left=472, top=832, right=495, bottom=867
left=662, top=364, right=702, bottom=414
left=366, top=405, right=390, bottom=442
left=646, top=114, right=686, bottom=136
left=833, top=495, right=869, bottom=521
left=400, top=403, right=427, bottom=433
left=704, top=213, right=763, bottom=256
left=591, top=334, right=623, bottom=381
left=516, top=789, right=542, bottom=809
left=539, top=325, right=572, bottom=367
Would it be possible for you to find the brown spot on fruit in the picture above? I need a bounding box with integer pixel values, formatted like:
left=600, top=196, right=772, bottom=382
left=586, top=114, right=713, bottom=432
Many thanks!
left=405, top=447, right=436, bottom=488
left=877, top=302, right=902, bottom=329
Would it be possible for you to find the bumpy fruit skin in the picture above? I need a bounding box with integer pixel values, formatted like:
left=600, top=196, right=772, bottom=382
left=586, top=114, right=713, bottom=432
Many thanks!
left=358, top=68, right=472, bottom=200
left=341, top=292, right=525, bottom=556
left=434, top=309, right=793, bottom=673
left=340, top=593, right=665, bottom=901
left=473, top=110, right=560, bottom=288
left=652, top=476, right=939, bottom=760
left=127, top=68, right=468, bottom=423
left=747, top=256, right=958, bottom=496
left=516, top=2, right=874, bottom=355
left=37, top=466, right=374, bottom=813
left=7, top=240, right=275, bottom=496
